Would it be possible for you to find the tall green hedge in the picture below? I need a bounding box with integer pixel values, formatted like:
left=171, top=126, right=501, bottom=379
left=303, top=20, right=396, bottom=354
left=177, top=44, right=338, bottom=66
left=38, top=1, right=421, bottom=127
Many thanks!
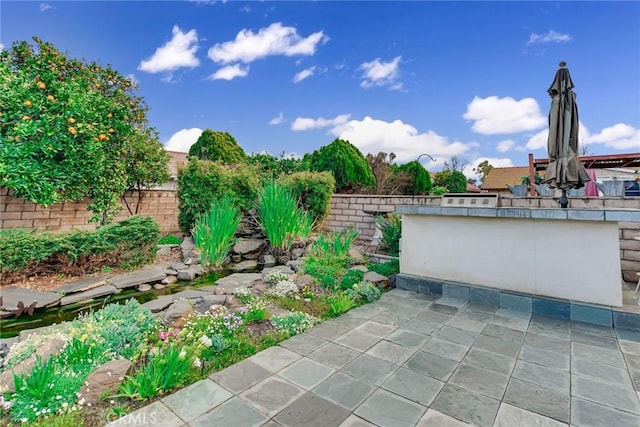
left=306, top=139, right=374, bottom=193
left=188, top=129, right=247, bottom=163
left=397, top=161, right=432, bottom=195
left=0, top=216, right=159, bottom=281
left=433, top=170, right=467, bottom=193
left=178, top=159, right=262, bottom=233
left=277, top=171, right=335, bottom=225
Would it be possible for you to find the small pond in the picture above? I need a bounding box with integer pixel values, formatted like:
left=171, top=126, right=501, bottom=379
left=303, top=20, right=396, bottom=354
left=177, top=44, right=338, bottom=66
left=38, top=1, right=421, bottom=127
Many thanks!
left=0, top=269, right=248, bottom=339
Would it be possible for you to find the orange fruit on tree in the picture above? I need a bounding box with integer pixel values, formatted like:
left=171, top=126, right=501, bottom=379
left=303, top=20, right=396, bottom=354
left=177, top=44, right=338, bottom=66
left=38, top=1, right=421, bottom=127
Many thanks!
left=108, top=128, right=115, bottom=133
left=37, top=81, right=46, bottom=90
left=98, top=133, right=107, bottom=141
left=22, top=115, right=30, bottom=121
left=24, top=100, right=32, bottom=107
left=68, top=117, right=76, bottom=124
left=107, top=113, right=113, bottom=118
left=67, top=127, right=77, bottom=135
left=46, top=95, right=55, bottom=101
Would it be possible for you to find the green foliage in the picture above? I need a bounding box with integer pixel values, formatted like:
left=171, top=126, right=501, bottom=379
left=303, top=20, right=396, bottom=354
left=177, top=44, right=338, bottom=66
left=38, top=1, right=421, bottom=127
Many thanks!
left=0, top=38, right=163, bottom=224
left=397, top=161, right=432, bottom=195
left=376, top=213, right=401, bottom=256
left=306, top=139, right=375, bottom=193
left=242, top=300, right=269, bottom=323
left=188, top=129, right=246, bottom=163
left=346, top=281, right=382, bottom=303
left=120, top=345, right=192, bottom=400
left=301, top=258, right=343, bottom=289
left=158, top=234, right=182, bottom=245
left=177, top=159, right=261, bottom=233
left=309, top=227, right=359, bottom=259
left=0, top=216, right=159, bottom=278
left=327, top=293, right=357, bottom=317
left=433, top=170, right=467, bottom=193
left=277, top=171, right=335, bottom=224
left=430, top=185, right=447, bottom=195
left=257, top=181, right=314, bottom=254
left=193, top=194, right=241, bottom=268
left=339, top=269, right=365, bottom=290
left=367, top=259, right=400, bottom=276
left=520, top=174, right=543, bottom=185
left=270, top=312, right=318, bottom=336
left=473, top=160, right=494, bottom=184
left=246, top=152, right=307, bottom=179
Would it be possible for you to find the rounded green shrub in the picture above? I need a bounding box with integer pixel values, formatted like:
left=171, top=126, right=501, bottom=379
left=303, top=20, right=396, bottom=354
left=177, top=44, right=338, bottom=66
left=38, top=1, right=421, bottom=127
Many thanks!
left=188, top=129, right=247, bottom=163
left=306, top=139, right=374, bottom=193
left=397, top=161, right=432, bottom=195
left=433, top=170, right=467, bottom=193
left=277, top=171, right=335, bottom=225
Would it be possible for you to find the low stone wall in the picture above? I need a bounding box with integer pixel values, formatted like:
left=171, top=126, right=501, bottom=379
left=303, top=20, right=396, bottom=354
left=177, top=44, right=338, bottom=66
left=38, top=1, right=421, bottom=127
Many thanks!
left=0, top=187, right=180, bottom=234
left=324, top=194, right=640, bottom=283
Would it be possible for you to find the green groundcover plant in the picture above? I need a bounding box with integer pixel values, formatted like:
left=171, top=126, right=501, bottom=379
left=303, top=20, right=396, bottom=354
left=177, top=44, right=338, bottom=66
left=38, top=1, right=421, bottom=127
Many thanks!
left=192, top=194, right=241, bottom=268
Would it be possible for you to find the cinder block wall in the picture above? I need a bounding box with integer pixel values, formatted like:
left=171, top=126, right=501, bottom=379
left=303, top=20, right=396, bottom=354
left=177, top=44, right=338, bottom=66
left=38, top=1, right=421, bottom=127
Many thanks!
left=0, top=187, right=180, bottom=234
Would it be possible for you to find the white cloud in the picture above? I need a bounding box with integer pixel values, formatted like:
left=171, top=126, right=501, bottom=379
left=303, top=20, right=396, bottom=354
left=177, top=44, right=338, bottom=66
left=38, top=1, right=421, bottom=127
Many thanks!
left=359, top=56, right=402, bottom=90
left=291, top=114, right=351, bottom=131
left=239, top=5, right=251, bottom=13
left=468, top=157, right=515, bottom=180
left=293, top=66, right=315, bottom=83
left=585, top=123, right=640, bottom=150
left=207, top=23, right=328, bottom=65
left=327, top=116, right=474, bottom=164
left=496, top=139, right=516, bottom=153
left=139, top=26, right=200, bottom=73
left=269, top=112, right=285, bottom=125
left=464, top=96, right=546, bottom=135
left=164, top=128, right=203, bottom=152
left=525, top=128, right=549, bottom=150
left=527, top=30, right=572, bottom=45
left=208, top=64, right=249, bottom=80
left=39, top=3, right=54, bottom=12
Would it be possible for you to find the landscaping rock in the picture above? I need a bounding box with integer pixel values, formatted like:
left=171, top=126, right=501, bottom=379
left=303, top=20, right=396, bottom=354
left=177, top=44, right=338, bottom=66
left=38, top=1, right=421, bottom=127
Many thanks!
left=170, top=261, right=188, bottom=271
left=277, top=255, right=291, bottom=265
left=153, top=284, right=166, bottom=290
left=180, top=236, right=194, bottom=252
left=0, top=287, right=61, bottom=311
left=350, top=265, right=368, bottom=272
left=291, top=248, right=305, bottom=260
left=138, top=284, right=152, bottom=292
left=163, top=299, right=193, bottom=326
left=349, top=248, right=366, bottom=264
left=232, top=260, right=258, bottom=272
left=294, top=274, right=315, bottom=289
left=141, top=296, right=174, bottom=313
left=231, top=255, right=242, bottom=263
left=215, top=273, right=262, bottom=292
left=108, top=269, right=166, bottom=289
left=60, top=285, right=118, bottom=306
left=0, top=339, right=65, bottom=392
left=161, top=275, right=177, bottom=285
left=55, top=276, right=109, bottom=294
left=177, top=269, right=196, bottom=281
left=193, top=295, right=228, bottom=314
left=169, top=290, right=212, bottom=300
left=80, top=359, right=132, bottom=405
left=233, top=239, right=266, bottom=255
left=190, top=264, right=204, bottom=276
left=364, top=271, right=388, bottom=285
left=157, top=244, right=173, bottom=255
left=286, top=259, right=305, bottom=272
left=164, top=269, right=178, bottom=276
left=259, top=254, right=277, bottom=267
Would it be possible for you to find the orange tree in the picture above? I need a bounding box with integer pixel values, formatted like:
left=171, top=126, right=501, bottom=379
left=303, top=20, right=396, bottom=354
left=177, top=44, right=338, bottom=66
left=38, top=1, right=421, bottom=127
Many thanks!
left=0, top=38, right=168, bottom=223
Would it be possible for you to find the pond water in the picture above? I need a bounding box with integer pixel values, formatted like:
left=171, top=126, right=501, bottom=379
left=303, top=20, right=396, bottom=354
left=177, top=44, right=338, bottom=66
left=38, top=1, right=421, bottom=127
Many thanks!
left=0, top=269, right=242, bottom=339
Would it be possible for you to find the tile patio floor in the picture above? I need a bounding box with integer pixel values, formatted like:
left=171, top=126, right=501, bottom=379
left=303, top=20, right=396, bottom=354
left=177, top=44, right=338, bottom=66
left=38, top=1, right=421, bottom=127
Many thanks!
left=108, top=289, right=640, bottom=427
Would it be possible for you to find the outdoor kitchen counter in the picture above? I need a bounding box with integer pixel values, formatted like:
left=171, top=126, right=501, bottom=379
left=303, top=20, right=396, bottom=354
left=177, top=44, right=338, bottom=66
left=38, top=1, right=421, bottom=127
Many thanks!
left=395, top=205, right=640, bottom=307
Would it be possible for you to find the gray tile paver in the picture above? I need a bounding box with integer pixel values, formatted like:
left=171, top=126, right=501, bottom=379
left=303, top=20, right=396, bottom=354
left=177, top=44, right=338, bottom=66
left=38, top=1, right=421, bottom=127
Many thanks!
left=571, top=397, right=640, bottom=427
left=430, top=384, right=500, bottom=427
left=273, top=392, right=350, bottom=427
left=278, top=358, right=335, bottom=390
left=313, top=371, right=375, bottom=410
left=131, top=289, right=640, bottom=427
left=190, top=397, right=267, bottom=427
left=354, top=388, right=427, bottom=427
left=106, top=401, right=184, bottom=427
left=162, top=379, right=232, bottom=422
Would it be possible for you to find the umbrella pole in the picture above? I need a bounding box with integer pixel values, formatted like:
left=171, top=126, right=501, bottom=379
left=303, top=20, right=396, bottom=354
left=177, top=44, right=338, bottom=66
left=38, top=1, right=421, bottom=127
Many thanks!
left=559, top=189, right=568, bottom=209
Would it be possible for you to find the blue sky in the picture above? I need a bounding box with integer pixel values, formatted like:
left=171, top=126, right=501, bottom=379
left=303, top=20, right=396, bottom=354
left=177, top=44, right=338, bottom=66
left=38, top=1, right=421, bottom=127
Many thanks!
left=2, top=1, right=639, bottom=179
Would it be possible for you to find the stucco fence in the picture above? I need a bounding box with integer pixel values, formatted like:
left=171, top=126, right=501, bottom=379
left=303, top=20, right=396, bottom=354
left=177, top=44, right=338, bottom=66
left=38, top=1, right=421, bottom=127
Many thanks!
left=1, top=188, right=639, bottom=282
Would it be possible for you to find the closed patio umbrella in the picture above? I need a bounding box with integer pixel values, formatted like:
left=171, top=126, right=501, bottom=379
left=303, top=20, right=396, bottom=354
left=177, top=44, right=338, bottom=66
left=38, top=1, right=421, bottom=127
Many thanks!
left=543, top=62, right=590, bottom=207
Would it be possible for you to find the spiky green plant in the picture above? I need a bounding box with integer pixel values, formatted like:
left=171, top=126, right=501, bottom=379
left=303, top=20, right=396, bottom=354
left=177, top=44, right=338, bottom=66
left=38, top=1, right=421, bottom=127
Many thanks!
left=257, top=181, right=314, bottom=254
left=193, top=194, right=241, bottom=268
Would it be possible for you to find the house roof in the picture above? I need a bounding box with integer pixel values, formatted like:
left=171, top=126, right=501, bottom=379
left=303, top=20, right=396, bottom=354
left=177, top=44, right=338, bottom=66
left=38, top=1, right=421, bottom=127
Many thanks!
left=481, top=166, right=530, bottom=191
left=534, top=153, right=640, bottom=171
left=166, top=151, right=188, bottom=179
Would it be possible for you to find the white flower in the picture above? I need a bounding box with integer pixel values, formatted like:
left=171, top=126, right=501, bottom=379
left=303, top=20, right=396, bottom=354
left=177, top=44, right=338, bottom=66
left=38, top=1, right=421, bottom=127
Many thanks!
left=199, top=335, right=213, bottom=347
left=61, top=402, right=68, bottom=409
left=178, top=349, right=187, bottom=360
left=193, top=357, right=202, bottom=368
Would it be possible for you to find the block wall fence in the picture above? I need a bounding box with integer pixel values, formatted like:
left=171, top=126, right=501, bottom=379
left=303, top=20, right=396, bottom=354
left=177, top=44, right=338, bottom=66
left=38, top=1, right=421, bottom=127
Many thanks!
left=2, top=188, right=639, bottom=282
